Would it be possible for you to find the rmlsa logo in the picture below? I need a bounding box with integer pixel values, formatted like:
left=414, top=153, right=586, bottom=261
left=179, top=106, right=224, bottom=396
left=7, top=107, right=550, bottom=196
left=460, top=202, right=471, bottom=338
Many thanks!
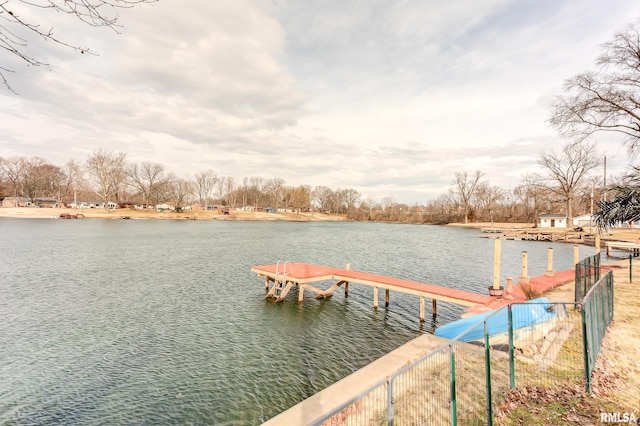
left=600, top=412, right=638, bottom=424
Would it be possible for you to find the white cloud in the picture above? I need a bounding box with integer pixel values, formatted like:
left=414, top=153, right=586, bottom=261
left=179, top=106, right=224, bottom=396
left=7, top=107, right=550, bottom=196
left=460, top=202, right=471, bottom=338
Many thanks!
left=1, top=0, right=638, bottom=204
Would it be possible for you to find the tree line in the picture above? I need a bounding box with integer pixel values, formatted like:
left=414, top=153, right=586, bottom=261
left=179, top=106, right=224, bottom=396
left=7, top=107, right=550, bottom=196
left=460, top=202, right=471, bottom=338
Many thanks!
left=0, top=139, right=613, bottom=226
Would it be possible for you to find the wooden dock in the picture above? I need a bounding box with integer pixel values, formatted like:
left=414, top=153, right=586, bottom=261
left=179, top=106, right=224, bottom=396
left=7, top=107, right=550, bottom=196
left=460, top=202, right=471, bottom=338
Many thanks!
left=251, top=262, right=494, bottom=322
left=479, top=228, right=586, bottom=242
left=605, top=241, right=640, bottom=256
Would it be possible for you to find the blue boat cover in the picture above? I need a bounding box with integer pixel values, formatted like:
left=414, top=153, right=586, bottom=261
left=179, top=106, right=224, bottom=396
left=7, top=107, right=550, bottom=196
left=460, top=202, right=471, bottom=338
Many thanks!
left=433, top=297, right=556, bottom=342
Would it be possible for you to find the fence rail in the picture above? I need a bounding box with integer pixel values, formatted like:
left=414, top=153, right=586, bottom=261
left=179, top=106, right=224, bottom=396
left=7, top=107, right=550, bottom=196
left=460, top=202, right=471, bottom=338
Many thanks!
left=313, top=260, right=614, bottom=425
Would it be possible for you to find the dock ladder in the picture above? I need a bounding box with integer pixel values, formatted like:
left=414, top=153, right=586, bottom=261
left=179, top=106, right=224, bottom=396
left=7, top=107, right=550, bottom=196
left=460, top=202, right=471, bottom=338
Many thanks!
left=267, top=261, right=294, bottom=301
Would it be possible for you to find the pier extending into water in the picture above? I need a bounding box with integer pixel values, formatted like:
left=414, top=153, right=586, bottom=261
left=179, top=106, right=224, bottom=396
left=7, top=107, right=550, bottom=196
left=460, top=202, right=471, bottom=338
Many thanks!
left=251, top=262, right=494, bottom=322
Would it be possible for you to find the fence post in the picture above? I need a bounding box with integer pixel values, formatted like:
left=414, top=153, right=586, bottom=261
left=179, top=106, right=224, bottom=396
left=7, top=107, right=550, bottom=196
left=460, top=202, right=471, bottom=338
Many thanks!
left=581, top=302, right=591, bottom=393
left=508, top=304, right=515, bottom=389
left=484, top=322, right=493, bottom=426
left=450, top=346, right=457, bottom=426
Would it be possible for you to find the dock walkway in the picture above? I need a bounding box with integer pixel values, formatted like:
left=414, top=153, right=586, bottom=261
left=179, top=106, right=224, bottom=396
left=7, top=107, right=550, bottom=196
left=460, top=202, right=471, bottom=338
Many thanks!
left=252, top=262, right=493, bottom=322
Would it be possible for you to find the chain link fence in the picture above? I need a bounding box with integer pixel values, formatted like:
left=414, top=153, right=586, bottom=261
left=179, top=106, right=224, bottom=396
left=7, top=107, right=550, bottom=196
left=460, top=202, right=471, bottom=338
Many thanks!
left=311, top=262, right=614, bottom=425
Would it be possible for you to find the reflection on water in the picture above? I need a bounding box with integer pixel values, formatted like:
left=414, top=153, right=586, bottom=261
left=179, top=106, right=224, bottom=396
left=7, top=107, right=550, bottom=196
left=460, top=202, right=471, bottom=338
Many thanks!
left=0, top=219, right=584, bottom=424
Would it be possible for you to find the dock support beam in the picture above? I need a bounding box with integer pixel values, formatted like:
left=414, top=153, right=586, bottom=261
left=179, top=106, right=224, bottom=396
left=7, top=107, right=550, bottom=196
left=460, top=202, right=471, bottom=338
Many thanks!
left=373, top=287, right=379, bottom=309
left=420, top=296, right=425, bottom=322
left=385, top=289, right=390, bottom=307
left=298, top=284, right=305, bottom=302
left=432, top=299, right=437, bottom=317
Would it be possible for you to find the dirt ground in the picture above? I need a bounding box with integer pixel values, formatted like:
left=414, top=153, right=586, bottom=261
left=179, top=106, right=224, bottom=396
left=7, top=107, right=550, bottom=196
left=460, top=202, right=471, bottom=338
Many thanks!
left=0, top=207, right=346, bottom=222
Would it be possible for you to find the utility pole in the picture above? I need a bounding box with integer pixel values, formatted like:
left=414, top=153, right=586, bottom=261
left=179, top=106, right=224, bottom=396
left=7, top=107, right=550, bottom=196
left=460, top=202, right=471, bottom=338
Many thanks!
left=603, top=155, right=607, bottom=202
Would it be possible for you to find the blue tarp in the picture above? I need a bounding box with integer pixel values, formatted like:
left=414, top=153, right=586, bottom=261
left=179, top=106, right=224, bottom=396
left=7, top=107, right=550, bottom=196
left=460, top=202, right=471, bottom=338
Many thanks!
left=434, top=297, right=556, bottom=342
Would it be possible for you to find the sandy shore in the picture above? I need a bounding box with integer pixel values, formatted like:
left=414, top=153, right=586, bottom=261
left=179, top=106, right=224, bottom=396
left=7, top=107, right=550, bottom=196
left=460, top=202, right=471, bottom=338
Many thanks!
left=0, top=207, right=346, bottom=222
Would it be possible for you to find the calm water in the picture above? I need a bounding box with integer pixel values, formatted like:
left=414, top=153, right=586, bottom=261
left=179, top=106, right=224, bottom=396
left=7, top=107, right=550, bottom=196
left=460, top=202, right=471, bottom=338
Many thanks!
left=0, top=219, right=584, bottom=424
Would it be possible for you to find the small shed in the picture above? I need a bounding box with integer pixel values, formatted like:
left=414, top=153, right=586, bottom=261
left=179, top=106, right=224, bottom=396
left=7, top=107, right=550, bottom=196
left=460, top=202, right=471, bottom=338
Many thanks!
left=539, top=213, right=567, bottom=228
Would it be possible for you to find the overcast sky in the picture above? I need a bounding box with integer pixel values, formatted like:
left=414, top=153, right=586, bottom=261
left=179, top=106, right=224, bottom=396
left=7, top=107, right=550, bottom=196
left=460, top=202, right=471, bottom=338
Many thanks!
left=1, top=0, right=638, bottom=203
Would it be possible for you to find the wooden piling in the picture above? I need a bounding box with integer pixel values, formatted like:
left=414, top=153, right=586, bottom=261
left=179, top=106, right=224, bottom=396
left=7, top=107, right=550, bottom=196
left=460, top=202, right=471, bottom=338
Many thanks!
left=420, top=296, right=425, bottom=322
left=573, top=245, right=579, bottom=266
left=493, top=239, right=501, bottom=289
left=519, top=251, right=530, bottom=285
left=545, top=247, right=555, bottom=276
left=373, top=287, right=379, bottom=309
left=345, top=263, right=350, bottom=296
left=385, top=289, right=390, bottom=307
left=432, top=299, right=437, bottom=317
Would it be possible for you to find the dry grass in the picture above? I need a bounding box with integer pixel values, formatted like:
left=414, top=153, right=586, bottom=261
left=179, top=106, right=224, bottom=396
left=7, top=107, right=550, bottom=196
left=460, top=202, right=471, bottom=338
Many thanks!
left=496, top=257, right=640, bottom=425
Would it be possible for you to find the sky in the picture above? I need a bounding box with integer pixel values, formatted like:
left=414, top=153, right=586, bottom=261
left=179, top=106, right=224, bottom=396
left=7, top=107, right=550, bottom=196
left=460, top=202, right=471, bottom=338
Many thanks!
left=1, top=0, right=638, bottom=204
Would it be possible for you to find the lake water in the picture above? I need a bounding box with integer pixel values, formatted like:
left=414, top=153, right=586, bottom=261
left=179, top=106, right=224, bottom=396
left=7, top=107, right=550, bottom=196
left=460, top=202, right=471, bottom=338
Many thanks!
left=0, top=219, right=585, bottom=424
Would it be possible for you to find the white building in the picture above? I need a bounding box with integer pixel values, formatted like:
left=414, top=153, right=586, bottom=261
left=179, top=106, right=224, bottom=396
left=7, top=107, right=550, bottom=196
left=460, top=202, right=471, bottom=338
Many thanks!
left=539, top=213, right=567, bottom=228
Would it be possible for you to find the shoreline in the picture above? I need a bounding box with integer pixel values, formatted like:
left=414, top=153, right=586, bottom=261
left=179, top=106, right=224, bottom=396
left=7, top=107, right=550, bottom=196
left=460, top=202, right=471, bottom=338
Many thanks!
left=0, top=207, right=346, bottom=222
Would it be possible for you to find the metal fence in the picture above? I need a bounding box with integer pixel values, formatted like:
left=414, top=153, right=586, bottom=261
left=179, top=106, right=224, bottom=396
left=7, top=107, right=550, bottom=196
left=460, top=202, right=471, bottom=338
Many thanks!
left=312, top=269, right=614, bottom=425
left=574, top=253, right=600, bottom=302
left=582, top=270, right=614, bottom=393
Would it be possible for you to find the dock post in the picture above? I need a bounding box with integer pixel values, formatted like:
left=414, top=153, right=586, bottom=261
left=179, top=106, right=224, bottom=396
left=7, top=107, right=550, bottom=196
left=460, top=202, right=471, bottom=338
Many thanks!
left=432, top=299, right=437, bottom=317
left=420, top=296, right=425, bottom=322
left=345, top=263, right=350, bottom=297
left=595, top=234, right=601, bottom=255
left=519, top=251, right=530, bottom=285
left=545, top=247, right=555, bottom=276
left=265, top=277, right=270, bottom=291
left=385, top=289, right=390, bottom=307
left=373, top=287, right=379, bottom=309
left=298, top=284, right=305, bottom=302
left=573, top=245, right=579, bottom=266
left=493, top=239, right=501, bottom=290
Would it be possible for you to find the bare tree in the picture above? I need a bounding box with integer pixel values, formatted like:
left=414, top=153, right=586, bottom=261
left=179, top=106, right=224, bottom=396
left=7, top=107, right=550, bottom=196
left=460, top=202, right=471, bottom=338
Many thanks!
left=514, top=173, right=546, bottom=226
left=452, top=170, right=484, bottom=224
left=312, top=186, right=333, bottom=212
left=0, top=155, right=27, bottom=197
left=166, top=176, right=193, bottom=213
left=550, top=20, right=640, bottom=152
left=193, top=169, right=218, bottom=210
left=1, top=0, right=156, bottom=91
left=289, top=185, right=310, bottom=213
left=538, top=141, right=601, bottom=227
left=472, top=182, right=504, bottom=221
left=127, top=162, right=166, bottom=208
left=19, top=157, right=54, bottom=203
left=224, top=177, right=237, bottom=207
left=343, top=188, right=361, bottom=214
left=85, top=149, right=127, bottom=211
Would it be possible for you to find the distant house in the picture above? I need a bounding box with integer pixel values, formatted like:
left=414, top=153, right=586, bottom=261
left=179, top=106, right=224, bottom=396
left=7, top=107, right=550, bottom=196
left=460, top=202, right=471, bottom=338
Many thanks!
left=2, top=197, right=57, bottom=208
left=539, top=213, right=567, bottom=228
left=156, top=203, right=176, bottom=211
left=2, top=197, right=31, bottom=207
left=572, top=214, right=593, bottom=227
left=68, top=200, right=116, bottom=209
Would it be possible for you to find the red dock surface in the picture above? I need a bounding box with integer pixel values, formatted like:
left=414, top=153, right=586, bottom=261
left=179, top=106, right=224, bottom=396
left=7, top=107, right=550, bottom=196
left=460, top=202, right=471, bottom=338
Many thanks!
left=252, top=262, right=494, bottom=307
